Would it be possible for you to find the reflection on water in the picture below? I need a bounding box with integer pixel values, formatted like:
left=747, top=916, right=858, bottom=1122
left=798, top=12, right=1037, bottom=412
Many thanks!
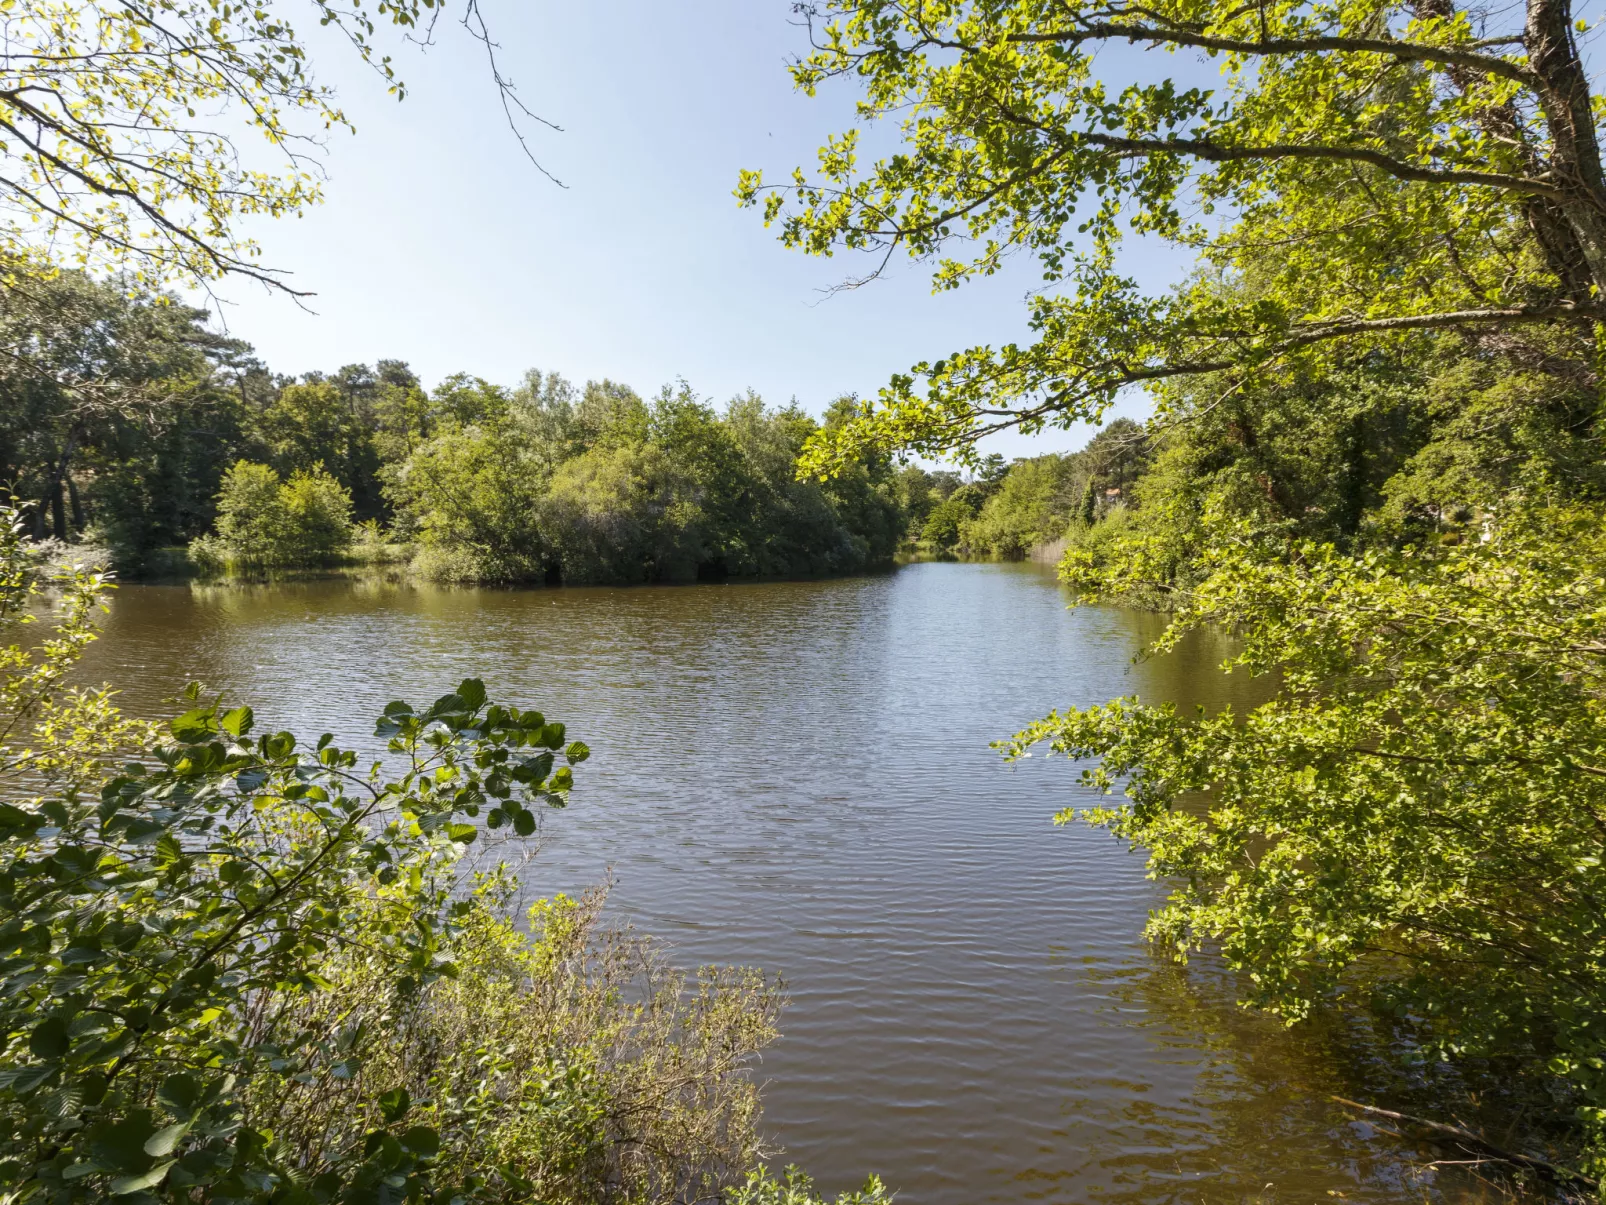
left=78, top=562, right=1503, bottom=1203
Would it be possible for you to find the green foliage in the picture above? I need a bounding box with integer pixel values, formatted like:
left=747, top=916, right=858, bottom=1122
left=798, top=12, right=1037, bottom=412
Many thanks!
left=744, top=0, right=1606, bottom=470
left=731, top=1166, right=892, bottom=1205
left=256, top=380, right=383, bottom=521
left=193, top=461, right=353, bottom=572
left=920, top=493, right=978, bottom=552
left=0, top=672, right=586, bottom=1203
left=388, top=427, right=550, bottom=584
left=0, top=502, right=838, bottom=1203
left=960, top=456, right=1078, bottom=557
left=1009, top=500, right=1606, bottom=1174
left=910, top=418, right=1151, bottom=558
left=1, top=1, right=548, bottom=293
left=0, top=267, right=914, bottom=586
left=391, top=383, right=905, bottom=585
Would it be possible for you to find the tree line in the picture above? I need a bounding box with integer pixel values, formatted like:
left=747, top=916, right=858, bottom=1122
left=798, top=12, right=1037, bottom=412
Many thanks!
left=7, top=269, right=1170, bottom=583
left=0, top=272, right=938, bottom=585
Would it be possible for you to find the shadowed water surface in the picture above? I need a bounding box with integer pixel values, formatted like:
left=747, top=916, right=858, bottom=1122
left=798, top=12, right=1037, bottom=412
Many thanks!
left=79, top=562, right=1499, bottom=1204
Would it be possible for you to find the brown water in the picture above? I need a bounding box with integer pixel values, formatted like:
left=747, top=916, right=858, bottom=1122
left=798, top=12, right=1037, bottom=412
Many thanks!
left=78, top=562, right=1506, bottom=1204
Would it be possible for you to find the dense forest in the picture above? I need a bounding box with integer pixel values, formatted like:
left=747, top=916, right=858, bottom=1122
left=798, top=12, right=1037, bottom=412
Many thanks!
left=0, top=274, right=904, bottom=584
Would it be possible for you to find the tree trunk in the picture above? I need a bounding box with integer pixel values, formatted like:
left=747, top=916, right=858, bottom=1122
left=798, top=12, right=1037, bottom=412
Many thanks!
left=38, top=429, right=80, bottom=543
left=1413, top=0, right=1596, bottom=300
left=1525, top=0, right=1606, bottom=293
left=66, top=475, right=84, bottom=532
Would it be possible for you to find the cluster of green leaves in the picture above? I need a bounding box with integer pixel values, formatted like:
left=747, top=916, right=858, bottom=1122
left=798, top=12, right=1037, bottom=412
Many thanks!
left=0, top=0, right=550, bottom=293
left=945, top=419, right=1152, bottom=557
left=189, top=461, right=356, bottom=574
left=1052, top=318, right=1606, bottom=600
left=743, top=0, right=1603, bottom=469
left=731, top=1165, right=892, bottom=1205
left=0, top=672, right=590, bottom=1202
left=1008, top=500, right=1606, bottom=1172
left=389, top=382, right=906, bottom=585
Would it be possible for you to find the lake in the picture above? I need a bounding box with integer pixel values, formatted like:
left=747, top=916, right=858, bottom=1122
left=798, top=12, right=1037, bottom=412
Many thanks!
left=79, top=561, right=1488, bottom=1204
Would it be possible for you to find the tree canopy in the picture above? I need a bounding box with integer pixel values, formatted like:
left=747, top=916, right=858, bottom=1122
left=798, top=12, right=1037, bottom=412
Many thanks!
left=739, top=0, right=1606, bottom=466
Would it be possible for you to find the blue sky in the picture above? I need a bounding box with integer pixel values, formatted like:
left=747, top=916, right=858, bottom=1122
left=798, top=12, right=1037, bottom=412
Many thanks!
left=218, top=2, right=1197, bottom=460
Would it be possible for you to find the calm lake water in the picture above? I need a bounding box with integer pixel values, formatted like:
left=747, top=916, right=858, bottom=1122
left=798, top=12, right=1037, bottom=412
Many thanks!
left=79, top=562, right=1497, bottom=1204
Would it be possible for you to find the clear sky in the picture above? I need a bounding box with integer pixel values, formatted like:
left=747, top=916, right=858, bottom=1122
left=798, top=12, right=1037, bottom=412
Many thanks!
left=215, top=2, right=1193, bottom=460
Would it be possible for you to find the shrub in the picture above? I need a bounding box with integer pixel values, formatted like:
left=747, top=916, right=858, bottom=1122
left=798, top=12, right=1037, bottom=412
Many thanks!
left=277, top=466, right=354, bottom=563
left=195, top=460, right=354, bottom=571
left=731, top=1166, right=891, bottom=1205
left=389, top=430, right=548, bottom=584
left=960, top=455, right=1078, bottom=558
left=0, top=673, right=786, bottom=1202
left=211, top=459, right=288, bottom=564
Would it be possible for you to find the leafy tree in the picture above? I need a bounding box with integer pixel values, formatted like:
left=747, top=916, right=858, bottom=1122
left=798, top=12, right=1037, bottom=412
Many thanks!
left=256, top=380, right=382, bottom=520
left=208, top=462, right=288, bottom=566
left=278, top=466, right=356, bottom=563
left=197, top=460, right=353, bottom=570
left=0, top=273, right=241, bottom=542
left=571, top=379, right=651, bottom=452
left=961, top=454, right=1079, bottom=557
left=1009, top=499, right=1606, bottom=1176
left=920, top=492, right=979, bottom=551
left=541, top=442, right=690, bottom=584
left=371, top=361, right=436, bottom=466
left=742, top=0, right=1606, bottom=467
left=0, top=1, right=553, bottom=293
left=390, top=427, right=551, bottom=583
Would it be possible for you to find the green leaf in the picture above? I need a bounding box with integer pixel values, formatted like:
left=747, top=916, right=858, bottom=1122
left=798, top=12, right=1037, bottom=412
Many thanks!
left=170, top=708, right=219, bottom=744
left=456, top=678, right=487, bottom=710
left=512, top=809, right=536, bottom=837
left=378, top=1087, right=410, bottom=1123
left=0, top=1063, right=57, bottom=1093
left=219, top=706, right=254, bottom=738
left=156, top=1074, right=202, bottom=1114
left=427, top=693, right=466, bottom=719
left=109, top=1161, right=173, bottom=1194
left=144, top=1121, right=191, bottom=1157
left=565, top=740, right=591, bottom=764
left=29, top=1016, right=69, bottom=1059
left=446, top=823, right=477, bottom=845
left=399, top=1125, right=440, bottom=1159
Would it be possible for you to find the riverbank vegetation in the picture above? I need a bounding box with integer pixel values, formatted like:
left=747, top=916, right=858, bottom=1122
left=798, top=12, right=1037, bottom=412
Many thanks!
left=0, top=274, right=915, bottom=584
left=755, top=0, right=1606, bottom=1183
